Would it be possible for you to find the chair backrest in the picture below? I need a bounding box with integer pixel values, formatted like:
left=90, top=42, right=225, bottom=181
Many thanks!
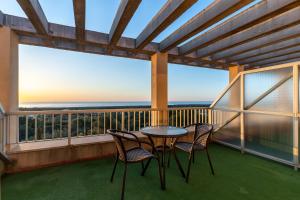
left=107, top=129, right=127, bottom=161
left=194, top=124, right=213, bottom=147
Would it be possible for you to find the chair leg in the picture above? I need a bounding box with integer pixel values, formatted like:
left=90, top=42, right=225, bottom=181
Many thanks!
left=121, top=164, right=128, bottom=200
left=110, top=156, right=119, bottom=183
left=141, top=158, right=152, bottom=176
left=185, top=152, right=193, bottom=183
left=156, top=157, right=164, bottom=190
left=206, top=149, right=215, bottom=175
left=173, top=148, right=185, bottom=178
left=167, top=148, right=171, bottom=168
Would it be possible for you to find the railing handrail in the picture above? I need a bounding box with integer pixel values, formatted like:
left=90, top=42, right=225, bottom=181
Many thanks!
left=8, top=107, right=210, bottom=116
left=8, top=107, right=162, bottom=115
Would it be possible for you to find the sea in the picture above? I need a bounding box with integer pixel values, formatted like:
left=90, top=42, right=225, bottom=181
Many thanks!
left=19, top=101, right=212, bottom=110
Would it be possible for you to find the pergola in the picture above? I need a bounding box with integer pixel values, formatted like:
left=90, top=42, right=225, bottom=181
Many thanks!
left=0, top=0, right=299, bottom=69
left=0, top=0, right=300, bottom=174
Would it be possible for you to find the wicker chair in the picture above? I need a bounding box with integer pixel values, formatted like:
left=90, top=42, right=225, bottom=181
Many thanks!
left=172, top=123, right=215, bottom=183
left=108, top=129, right=163, bottom=200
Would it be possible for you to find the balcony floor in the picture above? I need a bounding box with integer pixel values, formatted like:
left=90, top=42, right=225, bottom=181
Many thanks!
left=2, top=144, right=300, bottom=200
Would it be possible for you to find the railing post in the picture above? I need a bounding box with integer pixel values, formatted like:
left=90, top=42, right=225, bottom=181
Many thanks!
left=121, top=112, right=125, bottom=131
left=293, top=64, right=299, bottom=170
left=240, top=73, right=245, bottom=154
left=68, top=113, right=71, bottom=146
left=208, top=109, right=212, bottom=125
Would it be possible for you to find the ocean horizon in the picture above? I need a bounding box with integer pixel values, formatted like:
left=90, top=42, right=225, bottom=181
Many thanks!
left=19, top=101, right=212, bottom=110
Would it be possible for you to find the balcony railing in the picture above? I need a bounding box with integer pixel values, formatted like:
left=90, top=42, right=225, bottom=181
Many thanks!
left=6, top=107, right=210, bottom=145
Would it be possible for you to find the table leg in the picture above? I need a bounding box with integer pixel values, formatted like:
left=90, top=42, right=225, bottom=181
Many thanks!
left=147, top=136, right=165, bottom=190
left=162, top=137, right=166, bottom=189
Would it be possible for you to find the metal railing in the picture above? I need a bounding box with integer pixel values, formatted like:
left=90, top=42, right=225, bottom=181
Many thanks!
left=5, top=107, right=210, bottom=145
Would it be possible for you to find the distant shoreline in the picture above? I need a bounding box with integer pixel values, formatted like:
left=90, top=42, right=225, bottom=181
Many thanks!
left=19, top=103, right=211, bottom=111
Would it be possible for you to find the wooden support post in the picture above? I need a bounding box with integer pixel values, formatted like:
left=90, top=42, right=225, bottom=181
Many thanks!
left=151, top=52, right=168, bottom=126
left=0, top=27, right=19, bottom=148
left=229, top=65, right=244, bottom=83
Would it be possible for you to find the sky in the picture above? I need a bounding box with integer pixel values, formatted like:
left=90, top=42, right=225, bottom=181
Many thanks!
left=0, top=0, right=256, bottom=103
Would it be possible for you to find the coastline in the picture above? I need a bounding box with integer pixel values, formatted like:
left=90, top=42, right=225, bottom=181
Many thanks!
left=19, top=103, right=211, bottom=111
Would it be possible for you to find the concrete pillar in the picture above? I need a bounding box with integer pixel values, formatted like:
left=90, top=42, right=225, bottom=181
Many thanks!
left=151, top=52, right=168, bottom=126
left=0, top=27, right=19, bottom=147
left=0, top=27, right=19, bottom=112
left=229, top=65, right=244, bottom=83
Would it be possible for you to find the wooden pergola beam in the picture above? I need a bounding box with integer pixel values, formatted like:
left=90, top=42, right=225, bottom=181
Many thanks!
left=135, top=0, right=197, bottom=49
left=109, top=0, right=141, bottom=45
left=251, top=52, right=300, bottom=67
left=227, top=35, right=300, bottom=62
left=258, top=57, right=300, bottom=68
left=73, top=0, right=86, bottom=41
left=196, top=7, right=300, bottom=58
left=212, top=23, right=300, bottom=60
left=3, top=14, right=228, bottom=69
left=17, top=0, right=48, bottom=34
left=179, top=0, right=300, bottom=55
left=18, top=34, right=224, bottom=69
left=159, top=0, right=254, bottom=52
left=239, top=45, right=300, bottom=65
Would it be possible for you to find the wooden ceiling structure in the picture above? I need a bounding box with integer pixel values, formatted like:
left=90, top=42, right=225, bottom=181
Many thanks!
left=1, top=0, right=300, bottom=70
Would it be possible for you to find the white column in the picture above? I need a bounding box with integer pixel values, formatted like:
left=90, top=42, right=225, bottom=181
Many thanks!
left=0, top=27, right=19, bottom=147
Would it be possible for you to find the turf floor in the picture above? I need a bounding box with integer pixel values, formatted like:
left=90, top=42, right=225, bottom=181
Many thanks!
left=2, top=144, right=300, bottom=200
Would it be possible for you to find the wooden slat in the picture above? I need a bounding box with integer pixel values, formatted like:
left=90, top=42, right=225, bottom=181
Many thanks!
left=179, top=0, right=300, bottom=55
left=255, top=58, right=300, bottom=68
left=109, top=0, right=141, bottom=45
left=18, top=34, right=227, bottom=69
left=227, top=35, right=300, bottom=62
left=196, top=7, right=300, bottom=58
left=159, top=0, right=254, bottom=52
left=17, top=0, right=48, bottom=34
left=252, top=52, right=300, bottom=67
left=213, top=23, right=300, bottom=61
left=239, top=45, right=300, bottom=65
left=135, top=0, right=197, bottom=49
left=73, top=0, right=86, bottom=41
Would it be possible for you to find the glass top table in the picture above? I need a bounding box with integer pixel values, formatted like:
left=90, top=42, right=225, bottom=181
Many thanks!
left=141, top=126, right=188, bottom=190
left=141, top=126, right=187, bottom=138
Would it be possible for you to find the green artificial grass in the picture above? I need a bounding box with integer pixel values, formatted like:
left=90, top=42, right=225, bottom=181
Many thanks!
left=2, top=144, right=300, bottom=200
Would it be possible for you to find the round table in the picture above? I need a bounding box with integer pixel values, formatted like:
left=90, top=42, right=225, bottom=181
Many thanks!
left=141, top=126, right=187, bottom=190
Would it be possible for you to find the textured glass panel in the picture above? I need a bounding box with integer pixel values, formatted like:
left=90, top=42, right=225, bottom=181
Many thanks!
left=214, top=111, right=241, bottom=147
left=215, top=77, right=240, bottom=110
left=245, top=113, right=293, bottom=161
left=245, top=67, right=292, bottom=108
left=250, top=78, right=293, bottom=112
